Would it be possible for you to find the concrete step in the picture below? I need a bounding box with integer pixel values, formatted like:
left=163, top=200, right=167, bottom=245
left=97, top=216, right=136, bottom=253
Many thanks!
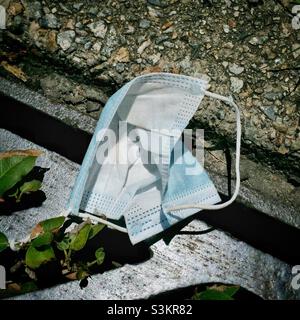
left=0, top=129, right=299, bottom=300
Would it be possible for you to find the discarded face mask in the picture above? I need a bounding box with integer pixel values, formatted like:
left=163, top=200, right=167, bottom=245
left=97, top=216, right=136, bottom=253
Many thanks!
left=65, top=73, right=241, bottom=244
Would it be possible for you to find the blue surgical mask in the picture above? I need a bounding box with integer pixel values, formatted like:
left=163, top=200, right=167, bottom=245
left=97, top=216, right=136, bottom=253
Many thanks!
left=65, top=73, right=241, bottom=244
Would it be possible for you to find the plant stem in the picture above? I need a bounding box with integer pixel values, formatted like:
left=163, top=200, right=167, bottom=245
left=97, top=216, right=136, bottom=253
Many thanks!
left=87, top=260, right=97, bottom=268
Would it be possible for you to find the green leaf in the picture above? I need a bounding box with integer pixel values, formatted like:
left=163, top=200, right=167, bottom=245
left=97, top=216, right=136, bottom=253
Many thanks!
left=193, top=289, right=234, bottom=300
left=0, top=150, right=42, bottom=197
left=16, top=180, right=42, bottom=202
left=70, top=224, right=92, bottom=251
left=40, top=216, right=65, bottom=232
left=25, top=245, right=55, bottom=269
left=0, top=232, right=9, bottom=253
left=88, top=223, right=105, bottom=240
left=56, top=237, right=70, bottom=251
left=222, top=285, right=239, bottom=297
left=31, top=231, right=53, bottom=248
left=95, top=247, right=105, bottom=265
left=76, top=269, right=89, bottom=281
left=21, top=281, right=38, bottom=294
left=192, top=285, right=239, bottom=301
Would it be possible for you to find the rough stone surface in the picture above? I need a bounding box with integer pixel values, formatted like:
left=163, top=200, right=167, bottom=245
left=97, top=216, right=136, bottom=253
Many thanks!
left=87, top=21, right=107, bottom=39
left=229, top=63, right=244, bottom=75
left=40, top=13, right=60, bottom=29
left=57, top=30, right=75, bottom=51
left=230, top=76, right=244, bottom=93
left=0, top=0, right=298, bottom=176
left=1, top=129, right=299, bottom=300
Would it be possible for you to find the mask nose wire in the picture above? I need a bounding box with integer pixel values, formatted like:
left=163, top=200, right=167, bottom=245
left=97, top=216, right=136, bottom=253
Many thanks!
left=168, top=89, right=242, bottom=211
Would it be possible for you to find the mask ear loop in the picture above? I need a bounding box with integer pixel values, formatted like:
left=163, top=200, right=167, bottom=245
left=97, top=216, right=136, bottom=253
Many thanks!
left=79, top=212, right=128, bottom=233
left=59, top=209, right=128, bottom=233
left=168, top=89, right=241, bottom=211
